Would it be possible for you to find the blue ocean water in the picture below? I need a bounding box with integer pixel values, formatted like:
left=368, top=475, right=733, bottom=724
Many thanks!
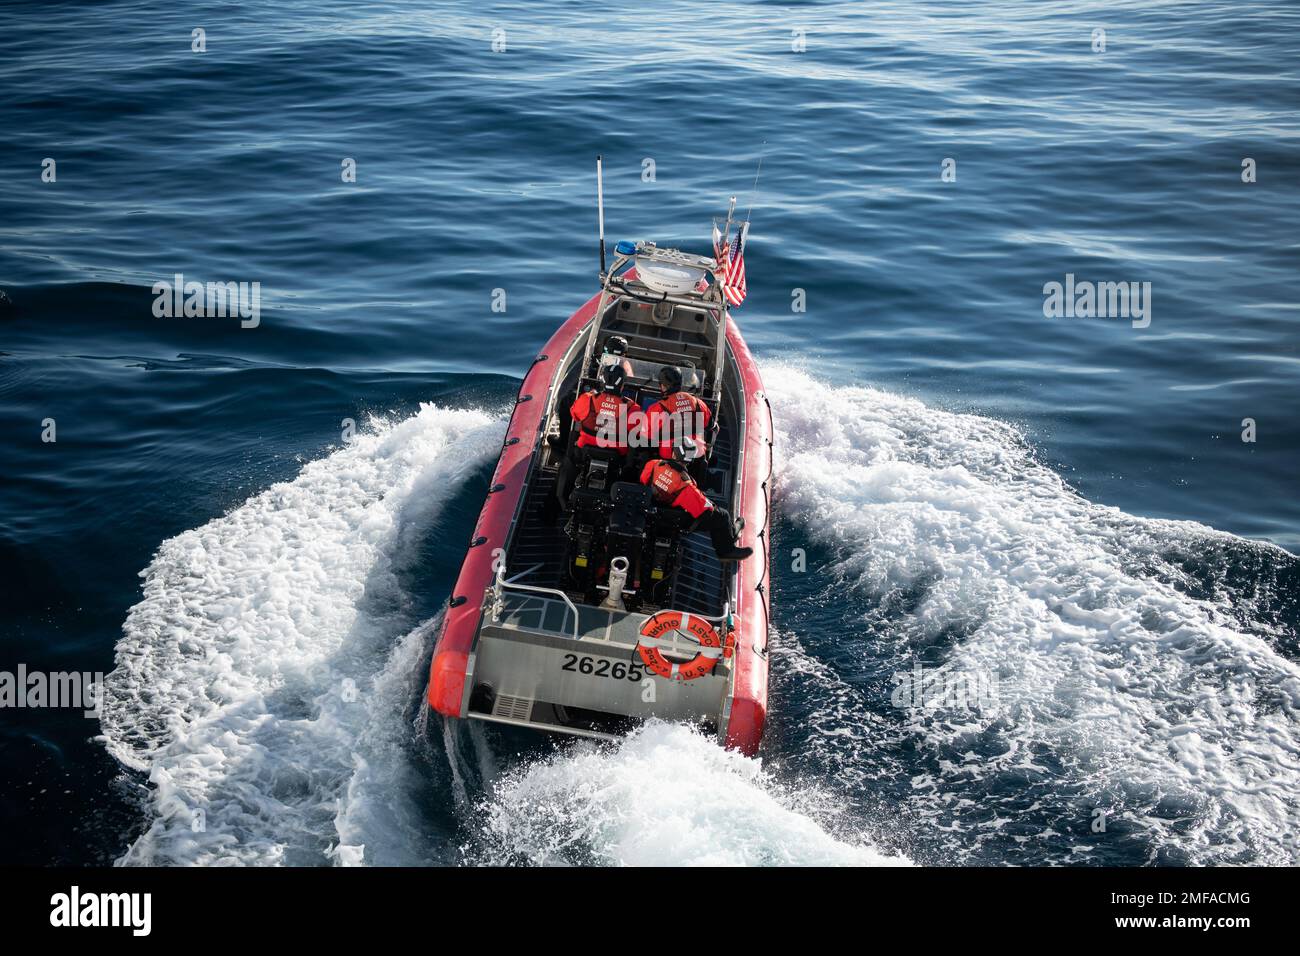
left=1, top=0, right=1298, bottom=865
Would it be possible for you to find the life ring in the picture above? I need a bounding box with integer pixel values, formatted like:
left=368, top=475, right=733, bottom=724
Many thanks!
left=637, top=610, right=725, bottom=681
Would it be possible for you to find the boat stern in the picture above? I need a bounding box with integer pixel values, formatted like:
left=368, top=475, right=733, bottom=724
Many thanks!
left=447, top=584, right=735, bottom=742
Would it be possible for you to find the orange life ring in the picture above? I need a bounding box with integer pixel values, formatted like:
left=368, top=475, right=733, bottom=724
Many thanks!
left=637, top=611, right=726, bottom=681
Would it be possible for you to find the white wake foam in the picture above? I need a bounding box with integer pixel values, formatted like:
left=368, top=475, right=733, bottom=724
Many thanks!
left=99, top=391, right=906, bottom=868
left=467, top=720, right=909, bottom=866
left=100, top=404, right=503, bottom=865
left=764, top=364, right=1300, bottom=864
left=98, top=366, right=1299, bottom=867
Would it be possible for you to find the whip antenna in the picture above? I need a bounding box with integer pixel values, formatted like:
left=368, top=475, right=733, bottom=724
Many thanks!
left=596, top=155, right=607, bottom=278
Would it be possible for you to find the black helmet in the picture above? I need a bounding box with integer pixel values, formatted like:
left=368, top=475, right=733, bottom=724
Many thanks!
left=605, top=335, right=628, bottom=356
left=601, top=363, right=626, bottom=393
left=658, top=365, right=683, bottom=392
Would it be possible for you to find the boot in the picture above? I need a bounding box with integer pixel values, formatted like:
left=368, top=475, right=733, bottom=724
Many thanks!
left=705, top=507, right=752, bottom=563
left=716, top=544, right=753, bottom=563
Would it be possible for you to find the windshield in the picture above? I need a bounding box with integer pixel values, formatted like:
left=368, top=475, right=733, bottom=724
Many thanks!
left=599, top=353, right=702, bottom=391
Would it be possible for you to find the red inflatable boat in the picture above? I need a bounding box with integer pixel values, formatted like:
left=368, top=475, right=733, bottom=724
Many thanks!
left=426, top=182, right=772, bottom=755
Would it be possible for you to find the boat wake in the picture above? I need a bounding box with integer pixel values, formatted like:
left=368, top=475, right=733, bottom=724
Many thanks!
left=763, top=364, right=1300, bottom=865
left=99, top=369, right=1299, bottom=866
left=99, top=403, right=504, bottom=865
left=460, top=720, right=907, bottom=866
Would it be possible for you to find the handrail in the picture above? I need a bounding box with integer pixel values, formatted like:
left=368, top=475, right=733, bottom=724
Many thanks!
left=687, top=601, right=731, bottom=625
left=493, top=562, right=733, bottom=646
left=605, top=276, right=725, bottom=311
left=503, top=563, right=543, bottom=585
left=492, top=564, right=580, bottom=641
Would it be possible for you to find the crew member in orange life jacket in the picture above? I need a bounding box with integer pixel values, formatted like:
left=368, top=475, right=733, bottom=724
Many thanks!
left=571, top=362, right=639, bottom=452
left=641, top=438, right=753, bottom=562
left=646, top=365, right=710, bottom=460
left=552, top=362, right=640, bottom=519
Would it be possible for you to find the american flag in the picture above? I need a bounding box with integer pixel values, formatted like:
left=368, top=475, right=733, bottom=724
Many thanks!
left=721, top=221, right=748, bottom=307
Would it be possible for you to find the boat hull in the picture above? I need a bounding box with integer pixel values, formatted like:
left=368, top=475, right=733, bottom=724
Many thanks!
left=426, top=289, right=771, bottom=755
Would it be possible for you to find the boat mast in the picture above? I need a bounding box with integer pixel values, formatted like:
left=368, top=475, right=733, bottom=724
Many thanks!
left=596, top=154, right=607, bottom=280
left=721, top=195, right=736, bottom=259
left=580, top=155, right=613, bottom=383
left=711, top=195, right=737, bottom=407
left=713, top=154, right=761, bottom=404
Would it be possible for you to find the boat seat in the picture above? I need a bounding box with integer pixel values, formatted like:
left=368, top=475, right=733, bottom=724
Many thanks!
left=648, top=504, right=691, bottom=537
left=572, top=486, right=607, bottom=509
left=608, top=482, right=652, bottom=537
left=579, top=447, right=625, bottom=494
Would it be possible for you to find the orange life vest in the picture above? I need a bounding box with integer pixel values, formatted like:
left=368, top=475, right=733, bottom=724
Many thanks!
left=640, top=458, right=711, bottom=519
left=572, top=390, right=636, bottom=452
left=649, top=391, right=710, bottom=458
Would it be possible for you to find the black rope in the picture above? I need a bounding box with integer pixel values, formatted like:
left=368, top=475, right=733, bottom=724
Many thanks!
left=749, top=394, right=775, bottom=654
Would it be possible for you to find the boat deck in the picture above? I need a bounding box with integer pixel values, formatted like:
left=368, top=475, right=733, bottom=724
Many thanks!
left=505, top=402, right=736, bottom=619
